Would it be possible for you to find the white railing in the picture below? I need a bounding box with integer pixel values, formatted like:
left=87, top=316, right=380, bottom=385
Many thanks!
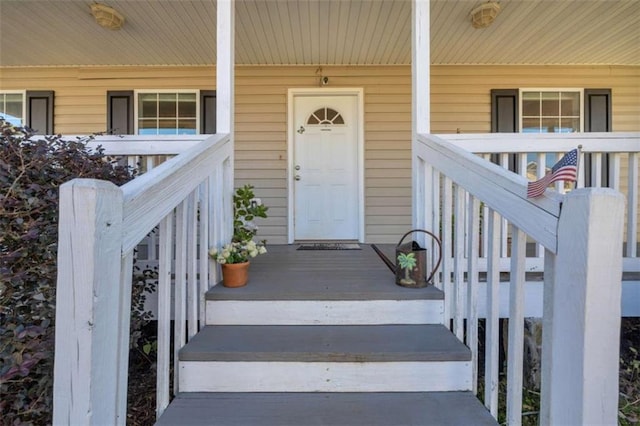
left=87, top=135, right=204, bottom=267
left=86, top=135, right=202, bottom=173
left=52, top=134, right=233, bottom=425
left=440, top=132, right=639, bottom=274
left=415, top=133, right=626, bottom=425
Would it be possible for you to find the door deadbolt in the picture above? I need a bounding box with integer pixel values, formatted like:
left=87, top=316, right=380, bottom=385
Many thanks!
left=294, top=165, right=301, bottom=170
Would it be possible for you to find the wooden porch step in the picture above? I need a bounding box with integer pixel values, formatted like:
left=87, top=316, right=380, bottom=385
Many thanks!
left=178, top=325, right=471, bottom=392
left=156, top=392, right=498, bottom=425
left=206, top=245, right=444, bottom=325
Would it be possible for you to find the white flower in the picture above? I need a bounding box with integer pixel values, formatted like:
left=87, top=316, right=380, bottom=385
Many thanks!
left=208, top=238, right=268, bottom=264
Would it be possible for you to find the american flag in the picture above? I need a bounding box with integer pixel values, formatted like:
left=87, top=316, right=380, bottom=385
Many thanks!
left=527, top=149, right=579, bottom=198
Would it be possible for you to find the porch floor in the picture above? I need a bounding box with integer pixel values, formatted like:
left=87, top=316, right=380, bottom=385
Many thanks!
left=206, top=244, right=443, bottom=301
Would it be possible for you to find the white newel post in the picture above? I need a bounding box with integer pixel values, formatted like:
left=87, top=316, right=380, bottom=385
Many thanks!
left=53, top=179, right=125, bottom=425
left=542, top=188, right=624, bottom=425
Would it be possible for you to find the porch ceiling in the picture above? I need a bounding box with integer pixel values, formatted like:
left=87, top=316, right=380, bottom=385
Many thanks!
left=0, top=0, right=638, bottom=67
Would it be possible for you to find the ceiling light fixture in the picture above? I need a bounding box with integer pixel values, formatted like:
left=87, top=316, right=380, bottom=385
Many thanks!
left=470, top=1, right=501, bottom=29
left=91, top=3, right=125, bottom=30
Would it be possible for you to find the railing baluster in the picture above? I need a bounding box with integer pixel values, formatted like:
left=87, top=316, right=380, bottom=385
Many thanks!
left=540, top=248, right=556, bottom=426
left=431, top=169, right=441, bottom=289
left=466, top=195, right=480, bottom=394
left=576, top=151, right=585, bottom=188
left=146, top=156, right=155, bottom=172
left=506, top=226, right=526, bottom=426
left=500, top=154, right=509, bottom=258
left=484, top=208, right=500, bottom=418
left=535, top=153, right=547, bottom=258
left=174, top=201, right=188, bottom=395
left=553, top=153, right=564, bottom=194
left=414, top=157, right=427, bottom=238
left=187, top=191, right=199, bottom=339
left=628, top=152, right=638, bottom=257
left=127, top=155, right=137, bottom=170
left=116, top=251, right=134, bottom=422
left=453, top=185, right=466, bottom=340
left=441, top=177, right=453, bottom=327
left=480, top=155, right=491, bottom=258
left=156, top=213, right=173, bottom=418
left=609, top=152, right=621, bottom=191
left=209, top=168, right=224, bottom=288
left=517, top=153, right=527, bottom=178
left=592, top=152, right=603, bottom=187
left=199, top=180, right=210, bottom=329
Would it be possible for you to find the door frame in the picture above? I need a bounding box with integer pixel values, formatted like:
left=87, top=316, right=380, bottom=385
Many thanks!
left=287, top=87, right=365, bottom=244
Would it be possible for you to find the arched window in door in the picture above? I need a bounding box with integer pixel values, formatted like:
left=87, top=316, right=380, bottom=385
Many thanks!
left=306, top=107, right=345, bottom=125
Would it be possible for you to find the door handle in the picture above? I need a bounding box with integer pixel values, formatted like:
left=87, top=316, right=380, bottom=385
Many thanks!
left=294, top=175, right=301, bottom=181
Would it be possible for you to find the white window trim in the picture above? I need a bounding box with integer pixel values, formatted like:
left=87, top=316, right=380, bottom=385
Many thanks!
left=0, top=90, right=26, bottom=125
left=133, top=89, right=200, bottom=135
left=518, top=88, right=584, bottom=133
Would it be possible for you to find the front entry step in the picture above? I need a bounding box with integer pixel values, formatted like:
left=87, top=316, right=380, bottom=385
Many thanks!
left=178, top=324, right=471, bottom=392
left=156, top=392, right=498, bottom=425
left=205, top=244, right=445, bottom=325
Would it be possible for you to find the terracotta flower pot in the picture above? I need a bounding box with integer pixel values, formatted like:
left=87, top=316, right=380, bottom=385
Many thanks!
left=221, top=261, right=250, bottom=288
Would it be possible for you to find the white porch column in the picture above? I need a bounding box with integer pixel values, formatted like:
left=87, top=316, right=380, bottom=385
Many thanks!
left=216, top=0, right=234, bottom=243
left=412, top=0, right=431, bottom=230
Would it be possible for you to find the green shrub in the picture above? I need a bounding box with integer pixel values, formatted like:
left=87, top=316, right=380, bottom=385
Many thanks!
left=0, top=119, right=142, bottom=424
left=232, top=184, right=268, bottom=242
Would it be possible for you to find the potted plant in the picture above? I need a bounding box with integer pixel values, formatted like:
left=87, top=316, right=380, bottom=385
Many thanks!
left=208, top=185, right=268, bottom=287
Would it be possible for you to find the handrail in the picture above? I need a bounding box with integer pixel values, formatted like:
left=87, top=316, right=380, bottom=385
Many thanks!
left=417, top=133, right=562, bottom=252
left=440, top=131, right=640, bottom=153
left=121, top=133, right=230, bottom=253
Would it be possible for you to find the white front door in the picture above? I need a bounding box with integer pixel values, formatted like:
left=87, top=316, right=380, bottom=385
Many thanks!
left=293, top=94, right=360, bottom=240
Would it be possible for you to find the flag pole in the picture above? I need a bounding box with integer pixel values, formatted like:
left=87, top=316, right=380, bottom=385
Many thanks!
left=574, top=144, right=583, bottom=189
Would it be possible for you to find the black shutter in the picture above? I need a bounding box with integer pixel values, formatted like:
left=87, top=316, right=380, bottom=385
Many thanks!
left=107, top=91, right=134, bottom=134
left=26, top=91, right=54, bottom=134
left=490, top=89, right=519, bottom=170
left=491, top=89, right=519, bottom=133
left=200, top=90, right=217, bottom=134
left=584, top=89, right=612, bottom=186
left=585, top=89, right=611, bottom=132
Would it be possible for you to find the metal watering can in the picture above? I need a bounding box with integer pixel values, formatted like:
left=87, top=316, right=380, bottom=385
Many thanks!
left=372, top=229, right=442, bottom=288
